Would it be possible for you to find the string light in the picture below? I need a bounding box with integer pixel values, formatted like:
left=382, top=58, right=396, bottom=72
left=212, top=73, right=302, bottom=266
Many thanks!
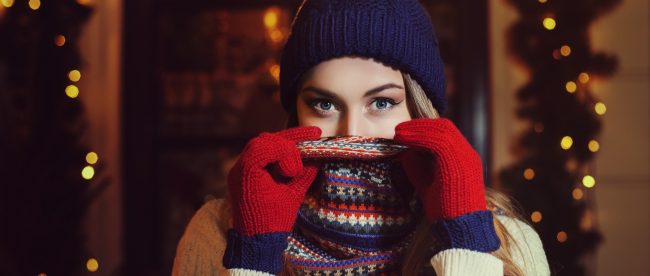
left=28, top=0, right=40, bottom=10
left=86, top=152, right=98, bottom=164
left=263, top=7, right=279, bottom=29
left=565, top=81, right=577, bottom=93
left=69, top=70, right=81, bottom=82
left=543, top=17, right=556, bottom=30
left=54, top=35, right=66, bottom=47
left=556, top=231, right=568, bottom=242
left=66, top=85, right=79, bottom=98
left=81, top=166, right=95, bottom=180
left=560, top=45, right=571, bottom=56
left=582, top=175, right=596, bottom=188
left=1, top=0, right=14, bottom=8
left=524, top=168, right=535, bottom=180
left=578, top=72, right=590, bottom=83
left=572, top=188, right=584, bottom=200
left=588, top=140, right=600, bottom=152
left=531, top=211, right=543, bottom=223
left=268, top=64, right=280, bottom=82
left=560, top=136, right=573, bottom=150
left=86, top=258, right=99, bottom=272
left=594, top=102, right=607, bottom=115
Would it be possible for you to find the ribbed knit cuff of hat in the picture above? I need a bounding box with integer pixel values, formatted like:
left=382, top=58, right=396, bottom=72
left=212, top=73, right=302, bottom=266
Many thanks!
left=430, top=210, right=501, bottom=255
left=223, top=230, right=289, bottom=274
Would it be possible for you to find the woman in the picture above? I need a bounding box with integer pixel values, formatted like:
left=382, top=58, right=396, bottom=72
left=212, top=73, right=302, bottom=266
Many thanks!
left=173, top=0, right=550, bottom=275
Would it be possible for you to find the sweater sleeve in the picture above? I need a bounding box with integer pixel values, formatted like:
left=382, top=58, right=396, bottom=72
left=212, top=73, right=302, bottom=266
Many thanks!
left=429, top=215, right=550, bottom=276
left=171, top=197, right=275, bottom=276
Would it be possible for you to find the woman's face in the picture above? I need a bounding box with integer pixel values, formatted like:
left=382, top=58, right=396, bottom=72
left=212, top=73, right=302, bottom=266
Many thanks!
left=296, top=56, right=412, bottom=139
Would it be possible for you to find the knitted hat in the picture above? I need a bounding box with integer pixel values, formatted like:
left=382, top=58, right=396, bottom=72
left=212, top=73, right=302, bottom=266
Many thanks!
left=280, top=0, right=447, bottom=113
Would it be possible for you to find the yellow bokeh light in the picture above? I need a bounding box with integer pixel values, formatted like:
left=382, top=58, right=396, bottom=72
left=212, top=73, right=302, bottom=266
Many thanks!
left=582, top=175, right=596, bottom=188
left=543, top=17, right=556, bottom=30
left=531, top=211, right=543, bottom=223
left=86, top=258, right=99, bottom=272
left=560, top=136, right=573, bottom=150
left=578, top=72, right=590, bottom=83
left=66, top=85, right=79, bottom=98
left=82, top=166, right=95, bottom=180
left=55, top=35, right=66, bottom=47
left=588, top=140, right=600, bottom=152
left=556, top=231, right=568, bottom=243
left=1, top=0, right=15, bottom=8
left=538, top=0, right=547, bottom=3
left=38, top=273, right=47, bottom=276
left=69, top=70, right=81, bottom=82
left=263, top=7, right=279, bottom=29
left=86, top=152, right=98, bottom=165
left=572, top=188, right=584, bottom=200
left=560, top=45, right=571, bottom=56
left=268, top=64, right=280, bottom=82
left=594, top=102, right=607, bottom=115
left=28, top=0, right=40, bottom=10
left=523, top=168, right=535, bottom=180
left=565, top=81, right=577, bottom=93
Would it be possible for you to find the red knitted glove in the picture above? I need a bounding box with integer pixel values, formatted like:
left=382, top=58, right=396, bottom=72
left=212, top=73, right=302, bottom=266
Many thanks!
left=393, top=118, right=487, bottom=220
left=228, top=126, right=322, bottom=235
left=224, top=126, right=322, bottom=273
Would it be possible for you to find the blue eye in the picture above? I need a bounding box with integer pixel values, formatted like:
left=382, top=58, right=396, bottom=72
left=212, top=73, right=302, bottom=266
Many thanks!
left=371, top=98, right=398, bottom=111
left=310, top=100, right=336, bottom=112
left=318, top=101, right=333, bottom=110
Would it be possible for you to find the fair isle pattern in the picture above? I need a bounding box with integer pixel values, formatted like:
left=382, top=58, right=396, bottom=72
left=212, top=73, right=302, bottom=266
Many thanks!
left=297, top=136, right=407, bottom=161
left=287, top=137, right=418, bottom=275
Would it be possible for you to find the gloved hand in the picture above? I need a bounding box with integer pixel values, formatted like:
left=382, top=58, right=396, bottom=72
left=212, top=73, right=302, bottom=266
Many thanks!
left=223, top=126, right=322, bottom=274
left=394, top=118, right=500, bottom=253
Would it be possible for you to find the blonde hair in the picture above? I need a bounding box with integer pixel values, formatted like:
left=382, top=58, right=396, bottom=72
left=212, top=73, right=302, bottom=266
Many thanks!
left=281, top=72, right=529, bottom=275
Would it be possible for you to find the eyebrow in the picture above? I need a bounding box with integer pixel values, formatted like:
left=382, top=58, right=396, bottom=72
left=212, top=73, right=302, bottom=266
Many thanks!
left=300, top=83, right=404, bottom=99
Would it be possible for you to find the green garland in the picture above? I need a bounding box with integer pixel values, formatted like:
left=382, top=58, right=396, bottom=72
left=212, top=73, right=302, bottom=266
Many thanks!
left=0, top=1, right=106, bottom=275
left=499, top=0, right=620, bottom=275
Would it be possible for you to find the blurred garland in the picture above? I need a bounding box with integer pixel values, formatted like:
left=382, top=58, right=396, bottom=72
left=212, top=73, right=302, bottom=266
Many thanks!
left=0, top=1, right=107, bottom=275
left=498, top=0, right=620, bottom=275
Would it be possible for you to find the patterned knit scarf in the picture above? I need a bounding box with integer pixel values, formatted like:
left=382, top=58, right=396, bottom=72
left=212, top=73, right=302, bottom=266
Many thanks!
left=285, top=136, right=420, bottom=275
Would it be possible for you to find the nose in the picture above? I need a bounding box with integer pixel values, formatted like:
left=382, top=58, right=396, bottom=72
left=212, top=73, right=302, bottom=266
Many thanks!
left=336, top=112, right=367, bottom=137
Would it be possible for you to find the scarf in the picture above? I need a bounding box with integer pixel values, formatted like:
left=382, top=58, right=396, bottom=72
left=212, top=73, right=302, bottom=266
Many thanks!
left=284, top=136, right=420, bottom=275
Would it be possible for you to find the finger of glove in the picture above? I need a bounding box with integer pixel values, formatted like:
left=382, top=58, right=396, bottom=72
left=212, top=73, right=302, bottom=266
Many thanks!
left=286, top=161, right=320, bottom=197
left=275, top=145, right=304, bottom=178
left=275, top=126, right=322, bottom=142
left=399, top=150, right=436, bottom=191
left=394, top=118, right=471, bottom=155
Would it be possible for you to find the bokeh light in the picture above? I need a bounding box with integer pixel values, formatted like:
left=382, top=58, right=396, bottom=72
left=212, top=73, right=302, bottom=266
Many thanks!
left=582, top=175, right=596, bottom=188
left=561, top=136, right=573, bottom=150
left=82, top=166, right=95, bottom=180
left=543, top=17, right=556, bottom=30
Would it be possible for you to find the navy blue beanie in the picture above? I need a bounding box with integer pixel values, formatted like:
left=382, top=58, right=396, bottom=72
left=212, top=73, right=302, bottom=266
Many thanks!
left=279, top=0, right=447, bottom=113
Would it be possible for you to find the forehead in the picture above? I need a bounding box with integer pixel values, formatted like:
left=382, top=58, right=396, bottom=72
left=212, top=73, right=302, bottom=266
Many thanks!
left=300, top=56, right=404, bottom=92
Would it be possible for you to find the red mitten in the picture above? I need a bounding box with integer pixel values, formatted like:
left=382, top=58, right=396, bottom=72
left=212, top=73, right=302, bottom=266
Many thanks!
left=223, top=126, right=322, bottom=273
left=394, top=118, right=499, bottom=253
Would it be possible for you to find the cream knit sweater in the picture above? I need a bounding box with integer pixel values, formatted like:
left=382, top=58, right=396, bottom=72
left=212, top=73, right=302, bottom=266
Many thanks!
left=172, top=197, right=550, bottom=275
